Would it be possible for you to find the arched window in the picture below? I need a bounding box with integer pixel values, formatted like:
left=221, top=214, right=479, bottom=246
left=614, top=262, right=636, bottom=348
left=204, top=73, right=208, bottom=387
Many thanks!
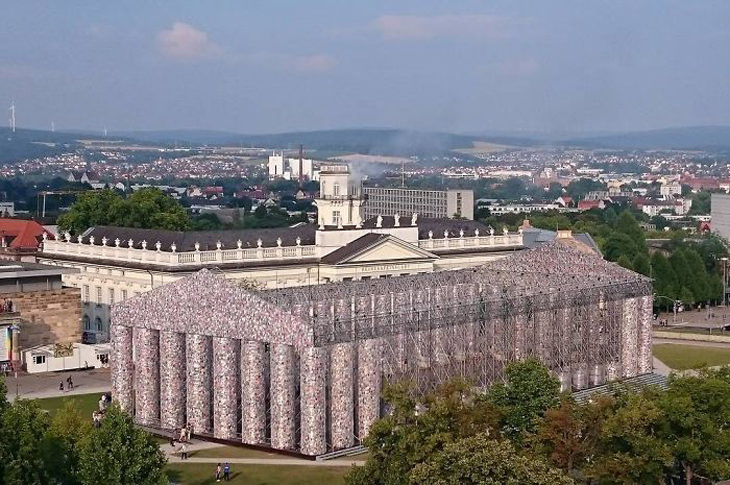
left=94, top=317, right=103, bottom=331
left=83, top=315, right=91, bottom=330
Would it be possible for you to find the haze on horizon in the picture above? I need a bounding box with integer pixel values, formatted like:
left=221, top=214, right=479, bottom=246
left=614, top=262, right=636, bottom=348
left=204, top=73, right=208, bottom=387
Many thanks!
left=1, top=1, right=729, bottom=136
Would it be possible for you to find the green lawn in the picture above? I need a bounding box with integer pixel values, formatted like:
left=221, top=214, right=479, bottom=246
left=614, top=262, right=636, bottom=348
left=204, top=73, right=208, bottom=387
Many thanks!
left=33, top=392, right=102, bottom=418
left=165, top=463, right=350, bottom=485
left=193, top=446, right=288, bottom=460
left=653, top=344, right=730, bottom=370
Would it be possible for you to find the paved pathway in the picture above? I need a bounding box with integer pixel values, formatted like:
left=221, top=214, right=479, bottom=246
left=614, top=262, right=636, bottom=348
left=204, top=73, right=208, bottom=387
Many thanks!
left=654, top=337, right=730, bottom=349
left=6, top=368, right=110, bottom=401
left=652, top=356, right=671, bottom=377
left=168, top=456, right=363, bottom=467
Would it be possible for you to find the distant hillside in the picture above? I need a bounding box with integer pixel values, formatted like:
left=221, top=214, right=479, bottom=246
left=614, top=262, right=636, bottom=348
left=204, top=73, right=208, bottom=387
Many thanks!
left=0, top=127, right=83, bottom=163
left=564, top=126, right=730, bottom=151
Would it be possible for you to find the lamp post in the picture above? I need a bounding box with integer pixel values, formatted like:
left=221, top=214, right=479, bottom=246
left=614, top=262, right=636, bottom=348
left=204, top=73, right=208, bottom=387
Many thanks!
left=722, top=257, right=728, bottom=307
left=9, top=323, right=20, bottom=398
left=655, top=294, right=679, bottom=325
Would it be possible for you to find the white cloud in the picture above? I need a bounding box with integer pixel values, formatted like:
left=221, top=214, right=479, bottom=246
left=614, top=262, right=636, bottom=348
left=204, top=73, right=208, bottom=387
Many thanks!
left=156, top=22, right=222, bottom=60
left=290, top=54, right=336, bottom=72
left=374, top=14, right=528, bottom=40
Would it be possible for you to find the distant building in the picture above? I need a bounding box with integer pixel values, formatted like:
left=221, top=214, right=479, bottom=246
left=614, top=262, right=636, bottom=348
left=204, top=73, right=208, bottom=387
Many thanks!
left=268, top=152, right=315, bottom=181
left=660, top=182, right=682, bottom=197
left=712, top=193, right=730, bottom=240
left=0, top=202, right=14, bottom=218
left=488, top=203, right=561, bottom=215
left=362, top=186, right=474, bottom=220
left=67, top=171, right=100, bottom=185
left=0, top=219, right=55, bottom=262
left=0, top=261, right=81, bottom=367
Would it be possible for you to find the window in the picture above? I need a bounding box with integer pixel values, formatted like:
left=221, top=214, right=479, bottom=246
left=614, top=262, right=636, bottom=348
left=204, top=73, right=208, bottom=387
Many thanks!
left=342, top=277, right=353, bottom=282
left=96, top=287, right=102, bottom=305
left=121, top=289, right=128, bottom=300
left=83, top=285, right=90, bottom=302
left=108, top=288, right=115, bottom=306
left=361, top=276, right=371, bottom=281
left=333, top=183, right=340, bottom=196
left=33, top=355, right=46, bottom=365
left=83, top=315, right=91, bottom=330
left=332, top=210, right=342, bottom=226
left=94, top=317, right=103, bottom=331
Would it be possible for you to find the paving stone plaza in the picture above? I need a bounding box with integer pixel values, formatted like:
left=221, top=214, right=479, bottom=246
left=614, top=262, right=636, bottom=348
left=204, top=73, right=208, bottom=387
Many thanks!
left=111, top=242, right=653, bottom=456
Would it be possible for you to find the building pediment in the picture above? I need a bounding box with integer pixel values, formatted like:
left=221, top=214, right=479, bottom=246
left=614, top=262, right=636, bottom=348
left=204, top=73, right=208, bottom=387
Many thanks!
left=320, top=233, right=437, bottom=266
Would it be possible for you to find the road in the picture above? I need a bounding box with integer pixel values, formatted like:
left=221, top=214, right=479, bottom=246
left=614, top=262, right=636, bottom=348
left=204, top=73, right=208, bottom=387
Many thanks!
left=5, top=367, right=110, bottom=401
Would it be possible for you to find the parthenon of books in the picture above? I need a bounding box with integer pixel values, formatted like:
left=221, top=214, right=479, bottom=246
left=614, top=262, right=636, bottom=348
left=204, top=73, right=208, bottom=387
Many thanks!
left=111, top=242, right=653, bottom=456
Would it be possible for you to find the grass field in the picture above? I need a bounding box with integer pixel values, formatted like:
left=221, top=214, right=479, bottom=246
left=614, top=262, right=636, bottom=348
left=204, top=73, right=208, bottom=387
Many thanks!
left=33, top=392, right=102, bottom=417
left=653, top=344, right=730, bottom=370
left=165, top=463, right=350, bottom=485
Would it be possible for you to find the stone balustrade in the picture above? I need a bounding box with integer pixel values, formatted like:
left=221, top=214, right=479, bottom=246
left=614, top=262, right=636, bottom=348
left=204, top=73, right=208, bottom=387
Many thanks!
left=418, top=233, right=523, bottom=251
left=42, top=239, right=317, bottom=267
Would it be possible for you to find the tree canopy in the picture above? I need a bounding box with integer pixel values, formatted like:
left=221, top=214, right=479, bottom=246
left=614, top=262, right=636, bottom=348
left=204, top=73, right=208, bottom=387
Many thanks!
left=58, top=188, right=190, bottom=234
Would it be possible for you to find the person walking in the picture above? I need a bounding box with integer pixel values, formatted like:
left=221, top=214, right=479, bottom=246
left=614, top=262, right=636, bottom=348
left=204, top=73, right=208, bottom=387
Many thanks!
left=180, top=443, right=188, bottom=460
left=59, top=381, right=64, bottom=392
left=67, top=375, right=74, bottom=391
left=216, top=463, right=222, bottom=482
left=223, top=462, right=231, bottom=482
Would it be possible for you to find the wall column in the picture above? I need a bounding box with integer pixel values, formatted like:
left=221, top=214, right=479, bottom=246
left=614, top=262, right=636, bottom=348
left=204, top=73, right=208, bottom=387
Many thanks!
left=134, top=327, right=160, bottom=426
left=241, top=341, right=266, bottom=445
left=160, top=331, right=186, bottom=430
left=300, top=347, right=327, bottom=456
left=357, top=338, right=382, bottom=441
left=637, top=295, right=653, bottom=374
left=213, top=337, right=240, bottom=440
left=111, top=324, right=134, bottom=413
left=620, top=298, right=639, bottom=378
left=186, top=334, right=213, bottom=434
left=270, top=343, right=296, bottom=450
left=330, top=342, right=354, bottom=450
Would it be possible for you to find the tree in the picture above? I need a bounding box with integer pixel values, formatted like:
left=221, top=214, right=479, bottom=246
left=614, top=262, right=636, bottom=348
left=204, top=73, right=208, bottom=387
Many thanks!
left=57, top=189, right=126, bottom=234
left=42, top=400, right=91, bottom=485
left=78, top=405, right=166, bottom=485
left=58, top=188, right=190, bottom=234
left=603, top=233, right=639, bottom=263
left=409, top=433, right=574, bottom=485
left=632, top=253, right=651, bottom=276
left=117, top=188, right=190, bottom=231
left=615, top=210, right=646, bottom=252
left=684, top=249, right=710, bottom=303
left=584, top=392, right=673, bottom=484
left=651, top=252, right=679, bottom=305
left=0, top=399, right=53, bottom=485
left=346, top=380, right=501, bottom=485
left=617, top=255, right=633, bottom=271
left=658, top=370, right=730, bottom=484
left=487, top=358, right=561, bottom=439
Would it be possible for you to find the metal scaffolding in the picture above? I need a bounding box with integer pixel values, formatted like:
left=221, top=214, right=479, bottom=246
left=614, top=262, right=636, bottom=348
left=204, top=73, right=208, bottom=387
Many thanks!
left=111, top=242, right=653, bottom=455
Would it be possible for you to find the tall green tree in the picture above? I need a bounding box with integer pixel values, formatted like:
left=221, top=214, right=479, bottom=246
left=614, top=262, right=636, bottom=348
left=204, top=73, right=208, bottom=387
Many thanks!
left=615, top=210, right=647, bottom=252
left=617, top=255, right=633, bottom=270
left=58, top=188, right=190, bottom=234
left=632, top=253, right=651, bottom=276
left=0, top=399, right=53, bottom=485
left=409, top=433, right=574, bottom=485
left=42, top=401, right=91, bottom=485
left=78, top=405, right=166, bottom=485
left=487, top=358, right=561, bottom=439
left=347, top=380, right=501, bottom=485
left=684, top=249, right=710, bottom=303
left=651, top=252, right=679, bottom=304
left=670, top=250, right=693, bottom=301
left=584, top=392, right=673, bottom=485
left=658, top=370, right=730, bottom=484
left=603, top=233, right=639, bottom=262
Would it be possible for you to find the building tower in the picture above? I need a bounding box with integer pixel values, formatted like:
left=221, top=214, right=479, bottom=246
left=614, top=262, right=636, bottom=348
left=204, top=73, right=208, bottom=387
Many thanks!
left=315, top=165, right=364, bottom=228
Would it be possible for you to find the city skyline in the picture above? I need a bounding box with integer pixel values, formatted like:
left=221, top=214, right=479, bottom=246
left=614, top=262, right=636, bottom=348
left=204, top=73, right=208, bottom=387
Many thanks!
left=2, top=1, right=730, bottom=135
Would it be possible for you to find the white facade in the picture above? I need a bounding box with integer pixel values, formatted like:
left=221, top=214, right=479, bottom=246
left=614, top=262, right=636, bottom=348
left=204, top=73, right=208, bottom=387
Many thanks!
left=23, top=342, right=110, bottom=374
left=268, top=152, right=314, bottom=180
left=660, top=182, right=682, bottom=197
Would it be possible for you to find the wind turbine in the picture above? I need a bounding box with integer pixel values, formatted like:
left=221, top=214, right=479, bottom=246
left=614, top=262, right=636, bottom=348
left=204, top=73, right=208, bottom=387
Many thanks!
left=8, top=101, right=15, bottom=133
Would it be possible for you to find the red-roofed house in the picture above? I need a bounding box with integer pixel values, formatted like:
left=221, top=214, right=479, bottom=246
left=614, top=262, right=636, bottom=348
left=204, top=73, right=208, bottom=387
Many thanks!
left=577, top=199, right=605, bottom=211
left=0, top=219, right=55, bottom=262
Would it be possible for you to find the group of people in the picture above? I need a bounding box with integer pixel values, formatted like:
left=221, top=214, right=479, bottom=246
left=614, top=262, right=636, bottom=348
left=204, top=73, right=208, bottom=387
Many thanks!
left=215, top=463, right=232, bottom=482
left=169, top=425, right=194, bottom=460
left=58, top=375, right=74, bottom=392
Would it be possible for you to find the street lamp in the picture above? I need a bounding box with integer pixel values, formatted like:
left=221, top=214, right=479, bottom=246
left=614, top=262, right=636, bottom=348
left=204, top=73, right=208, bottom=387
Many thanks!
left=654, top=294, right=680, bottom=325
left=721, top=257, right=728, bottom=307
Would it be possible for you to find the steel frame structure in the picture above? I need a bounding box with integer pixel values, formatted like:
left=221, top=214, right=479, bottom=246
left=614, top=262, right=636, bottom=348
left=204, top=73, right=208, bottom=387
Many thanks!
left=111, top=243, right=653, bottom=456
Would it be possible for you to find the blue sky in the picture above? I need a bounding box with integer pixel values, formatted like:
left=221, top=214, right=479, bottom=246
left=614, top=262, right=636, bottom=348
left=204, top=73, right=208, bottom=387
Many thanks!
left=1, top=1, right=729, bottom=135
